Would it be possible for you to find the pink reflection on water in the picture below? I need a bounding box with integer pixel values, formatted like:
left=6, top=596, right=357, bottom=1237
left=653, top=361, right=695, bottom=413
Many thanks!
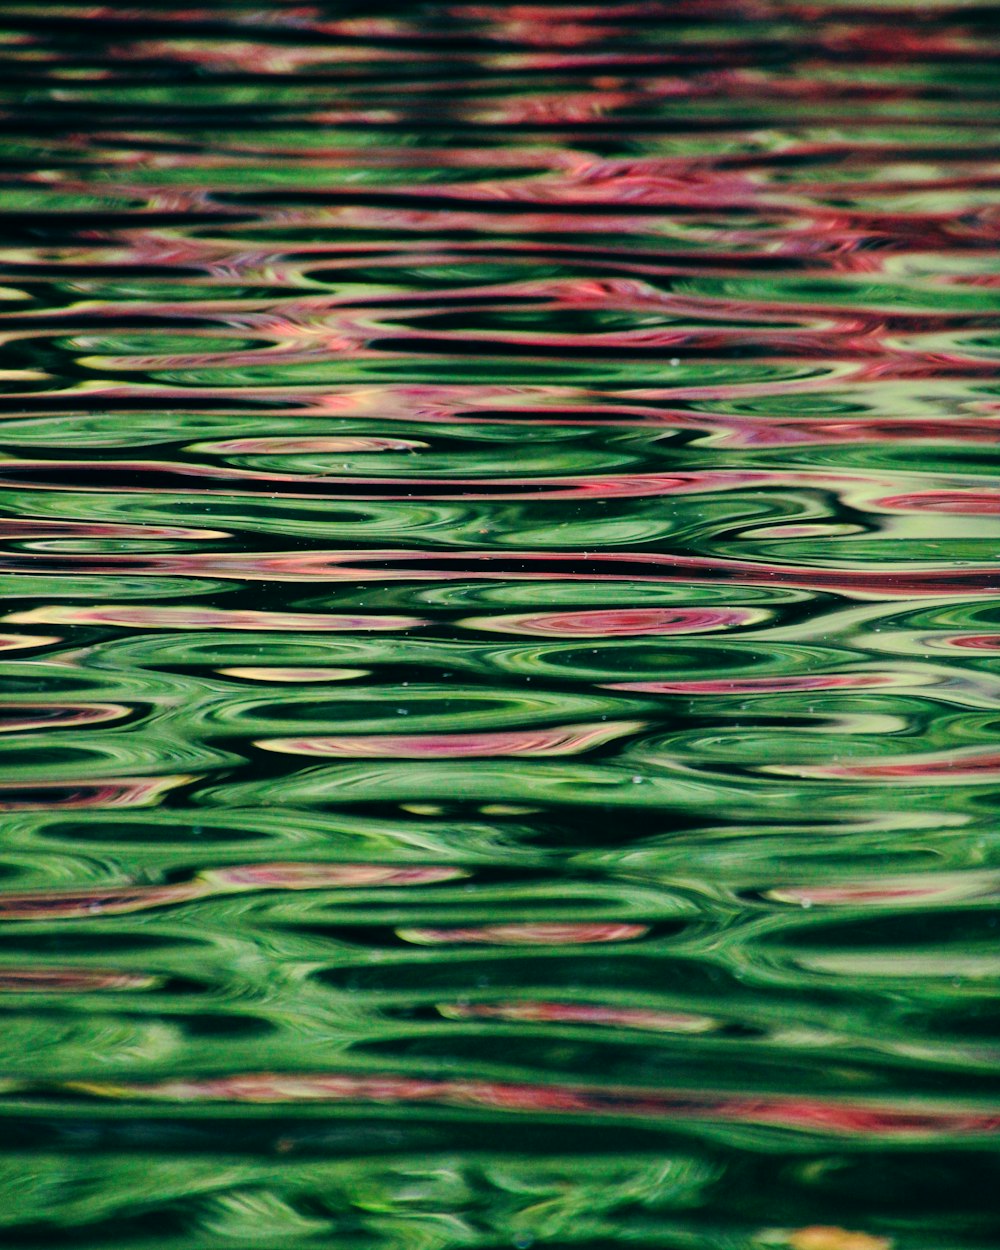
left=0, top=703, right=131, bottom=732
left=876, top=492, right=1000, bottom=514
left=768, top=747, right=1000, bottom=782
left=0, top=458, right=779, bottom=501
left=0, top=881, right=205, bottom=920
left=4, top=605, right=426, bottom=632
left=4, top=547, right=1000, bottom=598
left=0, top=775, right=194, bottom=811
left=0, top=862, right=465, bottom=920
left=194, top=436, right=426, bottom=453
left=0, top=967, right=157, bottom=992
left=943, top=634, right=1000, bottom=651
left=204, top=862, right=465, bottom=889
left=260, top=721, right=644, bottom=759
left=0, top=518, right=226, bottom=539
left=439, top=999, right=718, bottom=1032
left=65, top=1070, right=1000, bottom=1138
left=459, top=607, right=760, bottom=636
left=396, top=922, right=650, bottom=945
left=767, top=871, right=999, bottom=908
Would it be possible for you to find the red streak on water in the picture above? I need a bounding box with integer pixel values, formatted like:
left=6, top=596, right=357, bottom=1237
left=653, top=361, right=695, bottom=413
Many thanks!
left=771, top=748, right=1000, bottom=781
left=4, top=606, right=426, bottom=631
left=0, top=863, right=465, bottom=919
left=396, top=923, right=649, bottom=945
left=62, top=1071, right=1000, bottom=1138
left=3, top=549, right=1000, bottom=598
left=944, top=635, right=1000, bottom=651
left=767, top=872, right=999, bottom=907
left=439, top=1000, right=718, bottom=1032
left=0, top=703, right=131, bottom=732
left=260, top=722, right=645, bottom=758
left=460, top=608, right=759, bottom=636
left=876, top=493, right=1000, bottom=515
left=0, top=969, right=158, bottom=992
left=0, top=776, right=196, bottom=811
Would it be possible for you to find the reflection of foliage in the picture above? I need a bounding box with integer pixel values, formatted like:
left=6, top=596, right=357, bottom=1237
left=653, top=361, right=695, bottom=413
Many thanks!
left=0, top=1152, right=719, bottom=1246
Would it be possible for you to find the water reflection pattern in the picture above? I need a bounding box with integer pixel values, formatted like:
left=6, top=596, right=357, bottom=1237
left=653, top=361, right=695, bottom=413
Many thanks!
left=0, top=2, right=998, bottom=1247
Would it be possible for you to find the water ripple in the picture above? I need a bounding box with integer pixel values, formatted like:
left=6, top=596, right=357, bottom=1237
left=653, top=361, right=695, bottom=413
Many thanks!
left=0, top=2, right=998, bottom=1248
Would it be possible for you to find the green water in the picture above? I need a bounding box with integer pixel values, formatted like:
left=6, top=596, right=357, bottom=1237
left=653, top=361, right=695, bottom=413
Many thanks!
left=0, top=2, right=998, bottom=1247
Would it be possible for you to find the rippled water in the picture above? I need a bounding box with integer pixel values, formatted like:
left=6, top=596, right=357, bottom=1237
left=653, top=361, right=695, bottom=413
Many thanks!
left=1, top=2, right=999, bottom=1247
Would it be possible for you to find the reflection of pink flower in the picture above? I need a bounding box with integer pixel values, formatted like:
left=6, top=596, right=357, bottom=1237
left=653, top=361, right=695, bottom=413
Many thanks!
left=23, top=547, right=995, bottom=600
left=0, top=862, right=465, bottom=920
left=109, top=38, right=413, bottom=75
left=204, top=862, right=465, bottom=889
left=941, top=634, right=1000, bottom=651
left=709, top=418, right=1000, bottom=448
left=0, top=459, right=776, bottom=502
left=767, top=872, right=997, bottom=908
left=460, top=607, right=757, bottom=637
left=5, top=605, right=424, bottom=632
left=0, top=968, right=156, bottom=992
left=771, top=748, right=1000, bottom=782
left=67, top=1071, right=1000, bottom=1138
left=439, top=1000, right=716, bottom=1033
left=196, top=437, right=425, bottom=454
left=877, top=491, right=1000, bottom=514
left=0, top=881, right=204, bottom=921
left=0, top=775, right=192, bottom=812
left=397, top=922, right=649, bottom=945
left=0, top=703, right=130, bottom=733
left=0, top=517, right=218, bottom=539
left=260, top=721, right=644, bottom=758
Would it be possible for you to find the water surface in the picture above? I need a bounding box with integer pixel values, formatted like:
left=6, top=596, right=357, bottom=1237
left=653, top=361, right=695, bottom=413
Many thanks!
left=0, top=2, right=999, bottom=1248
